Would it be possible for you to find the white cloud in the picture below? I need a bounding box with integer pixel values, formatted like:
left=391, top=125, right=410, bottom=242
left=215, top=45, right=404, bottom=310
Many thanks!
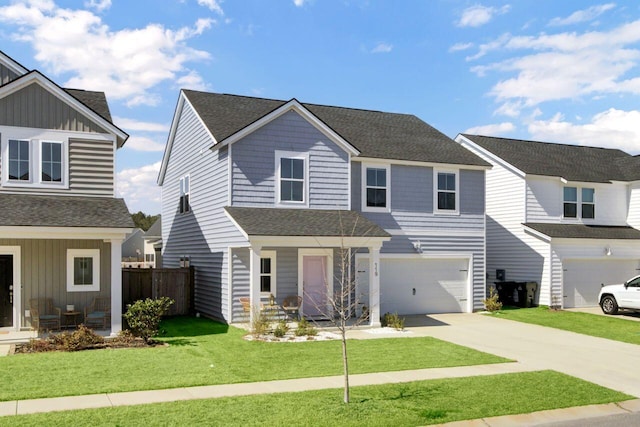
left=528, top=108, right=640, bottom=154
left=457, top=4, right=511, bottom=28
left=449, top=42, right=474, bottom=52
left=176, top=70, right=210, bottom=91
left=467, top=20, right=640, bottom=116
left=113, top=117, right=169, bottom=133
left=293, top=0, right=308, bottom=6
left=0, top=1, right=212, bottom=106
left=123, top=136, right=166, bottom=152
left=117, top=162, right=162, bottom=215
left=549, top=3, right=615, bottom=26
left=84, top=0, right=111, bottom=12
left=197, top=0, right=224, bottom=15
left=371, top=42, right=393, bottom=54
left=464, top=122, right=515, bottom=136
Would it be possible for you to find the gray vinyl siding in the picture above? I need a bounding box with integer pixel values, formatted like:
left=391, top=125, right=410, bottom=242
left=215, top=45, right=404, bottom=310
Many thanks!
left=0, top=238, right=111, bottom=328
left=231, top=110, right=349, bottom=209
left=230, top=247, right=299, bottom=322
left=0, top=63, right=19, bottom=86
left=0, top=137, right=115, bottom=196
left=352, top=162, right=485, bottom=232
left=0, top=83, right=108, bottom=133
left=161, top=100, right=246, bottom=323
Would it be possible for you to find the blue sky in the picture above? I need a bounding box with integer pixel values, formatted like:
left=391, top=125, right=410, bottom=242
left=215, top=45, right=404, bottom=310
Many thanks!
left=1, top=0, right=640, bottom=214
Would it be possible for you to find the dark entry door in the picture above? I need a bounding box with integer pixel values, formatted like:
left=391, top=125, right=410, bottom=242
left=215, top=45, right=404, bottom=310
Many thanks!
left=0, top=255, right=13, bottom=327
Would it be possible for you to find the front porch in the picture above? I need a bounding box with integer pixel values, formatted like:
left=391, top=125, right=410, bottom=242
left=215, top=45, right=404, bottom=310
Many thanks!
left=224, top=207, right=391, bottom=326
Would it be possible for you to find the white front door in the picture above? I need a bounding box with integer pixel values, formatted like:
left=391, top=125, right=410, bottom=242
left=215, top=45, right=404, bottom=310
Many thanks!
left=302, top=255, right=328, bottom=317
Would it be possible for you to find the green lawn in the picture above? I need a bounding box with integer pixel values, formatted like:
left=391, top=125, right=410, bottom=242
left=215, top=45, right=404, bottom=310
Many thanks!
left=490, top=306, right=640, bottom=344
left=1, top=316, right=508, bottom=402
left=1, top=371, right=630, bottom=426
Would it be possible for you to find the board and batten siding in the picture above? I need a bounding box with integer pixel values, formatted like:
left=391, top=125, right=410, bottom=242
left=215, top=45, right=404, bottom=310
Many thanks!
left=0, top=83, right=108, bottom=133
left=161, top=99, right=246, bottom=323
left=0, top=238, right=111, bottom=328
left=231, top=110, right=350, bottom=209
left=0, top=63, right=19, bottom=86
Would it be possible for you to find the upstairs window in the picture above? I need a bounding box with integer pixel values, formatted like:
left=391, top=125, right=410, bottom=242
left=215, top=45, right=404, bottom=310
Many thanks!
left=179, top=175, right=190, bottom=214
left=435, top=171, right=458, bottom=213
left=362, top=164, right=390, bottom=212
left=276, top=151, right=308, bottom=206
left=41, top=142, right=62, bottom=182
left=582, top=188, right=595, bottom=219
left=563, top=187, right=577, bottom=218
left=280, top=158, right=304, bottom=202
left=564, top=186, right=595, bottom=219
left=8, top=139, right=29, bottom=181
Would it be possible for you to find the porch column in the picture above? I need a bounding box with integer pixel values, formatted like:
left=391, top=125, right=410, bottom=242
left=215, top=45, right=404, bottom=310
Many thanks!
left=368, top=244, right=382, bottom=327
left=249, top=245, right=262, bottom=325
left=110, top=238, right=123, bottom=336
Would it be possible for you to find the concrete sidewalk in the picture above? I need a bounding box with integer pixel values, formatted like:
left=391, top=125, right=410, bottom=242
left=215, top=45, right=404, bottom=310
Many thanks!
left=0, top=362, right=532, bottom=416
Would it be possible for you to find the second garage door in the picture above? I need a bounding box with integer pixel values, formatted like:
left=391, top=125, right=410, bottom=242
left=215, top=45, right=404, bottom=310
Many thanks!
left=357, top=257, right=470, bottom=315
left=563, top=259, right=640, bottom=307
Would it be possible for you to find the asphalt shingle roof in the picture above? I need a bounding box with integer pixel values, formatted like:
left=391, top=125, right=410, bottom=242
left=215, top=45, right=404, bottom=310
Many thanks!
left=0, top=194, right=133, bottom=228
left=144, top=216, right=162, bottom=238
left=462, top=134, right=631, bottom=183
left=524, top=223, right=640, bottom=240
left=65, top=88, right=113, bottom=123
left=225, top=207, right=390, bottom=238
left=183, top=90, right=490, bottom=167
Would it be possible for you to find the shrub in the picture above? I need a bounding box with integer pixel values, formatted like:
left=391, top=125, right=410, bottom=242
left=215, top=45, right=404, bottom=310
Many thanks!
left=124, top=297, right=174, bottom=343
left=273, top=319, right=289, bottom=338
left=19, top=325, right=105, bottom=353
left=381, top=312, right=405, bottom=331
left=295, top=317, right=317, bottom=337
left=483, top=287, right=503, bottom=312
left=250, top=309, right=271, bottom=338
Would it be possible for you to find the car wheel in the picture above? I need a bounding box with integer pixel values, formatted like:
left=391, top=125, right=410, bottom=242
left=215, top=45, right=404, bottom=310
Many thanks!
left=601, top=295, right=618, bottom=315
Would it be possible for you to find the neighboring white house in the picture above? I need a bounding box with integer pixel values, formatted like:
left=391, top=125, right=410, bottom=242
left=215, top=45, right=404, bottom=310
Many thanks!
left=456, top=134, right=640, bottom=308
left=142, top=217, right=162, bottom=268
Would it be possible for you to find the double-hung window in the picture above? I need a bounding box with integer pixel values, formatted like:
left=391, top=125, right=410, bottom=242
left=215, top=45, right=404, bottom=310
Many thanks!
left=435, top=170, right=458, bottom=213
left=260, top=251, right=276, bottom=296
left=563, top=186, right=595, bottom=219
left=67, top=249, right=100, bottom=292
left=8, top=139, right=30, bottom=181
left=41, top=142, right=62, bottom=182
left=179, top=175, right=190, bottom=214
left=362, top=164, right=390, bottom=212
left=276, top=151, right=307, bottom=206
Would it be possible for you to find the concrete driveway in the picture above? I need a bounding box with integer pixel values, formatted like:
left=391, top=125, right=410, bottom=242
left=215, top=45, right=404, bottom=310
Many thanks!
left=398, top=313, right=640, bottom=398
left=566, top=306, right=640, bottom=322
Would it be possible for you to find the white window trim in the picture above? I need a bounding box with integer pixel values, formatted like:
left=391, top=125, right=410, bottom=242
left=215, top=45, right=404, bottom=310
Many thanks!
left=434, top=169, right=460, bottom=215
left=1, top=136, right=69, bottom=189
left=562, top=186, right=596, bottom=221
left=38, top=140, right=65, bottom=186
left=66, top=249, right=100, bottom=292
left=179, top=174, right=191, bottom=214
left=362, top=163, right=391, bottom=213
left=260, top=250, right=277, bottom=297
left=275, top=150, right=309, bottom=208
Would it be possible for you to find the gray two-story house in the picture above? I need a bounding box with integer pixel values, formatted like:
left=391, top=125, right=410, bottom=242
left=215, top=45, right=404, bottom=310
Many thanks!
left=0, top=51, right=132, bottom=333
left=159, top=91, right=490, bottom=325
left=457, top=134, right=640, bottom=309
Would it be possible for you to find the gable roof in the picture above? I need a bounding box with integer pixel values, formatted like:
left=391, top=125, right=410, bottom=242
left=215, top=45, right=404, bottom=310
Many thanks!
left=65, top=88, right=113, bottom=123
left=524, top=223, right=640, bottom=240
left=225, top=207, right=390, bottom=238
left=0, top=193, right=133, bottom=228
left=461, top=134, right=631, bottom=183
left=144, top=216, right=162, bottom=239
left=183, top=91, right=490, bottom=167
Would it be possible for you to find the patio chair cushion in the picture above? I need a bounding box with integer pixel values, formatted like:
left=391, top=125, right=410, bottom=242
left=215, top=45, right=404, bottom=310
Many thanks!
left=87, top=311, right=105, bottom=318
left=39, top=314, right=59, bottom=320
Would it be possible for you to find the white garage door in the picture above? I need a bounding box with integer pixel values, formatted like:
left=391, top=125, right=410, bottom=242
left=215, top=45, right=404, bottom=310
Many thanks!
left=357, top=257, right=469, bottom=315
left=563, top=259, right=640, bottom=308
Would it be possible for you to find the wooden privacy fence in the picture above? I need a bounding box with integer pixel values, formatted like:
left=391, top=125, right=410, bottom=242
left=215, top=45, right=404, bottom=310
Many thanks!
left=122, top=267, right=194, bottom=316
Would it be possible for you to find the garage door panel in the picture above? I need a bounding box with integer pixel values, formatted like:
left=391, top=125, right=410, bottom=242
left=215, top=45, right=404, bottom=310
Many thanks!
left=357, top=257, right=469, bottom=315
left=564, top=260, right=640, bottom=308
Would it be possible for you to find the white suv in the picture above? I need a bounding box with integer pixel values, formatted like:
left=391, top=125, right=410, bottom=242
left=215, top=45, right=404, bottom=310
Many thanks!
left=598, top=275, right=640, bottom=314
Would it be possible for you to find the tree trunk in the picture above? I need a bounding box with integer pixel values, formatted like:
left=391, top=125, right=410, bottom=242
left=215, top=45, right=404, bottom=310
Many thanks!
left=341, top=329, right=350, bottom=403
